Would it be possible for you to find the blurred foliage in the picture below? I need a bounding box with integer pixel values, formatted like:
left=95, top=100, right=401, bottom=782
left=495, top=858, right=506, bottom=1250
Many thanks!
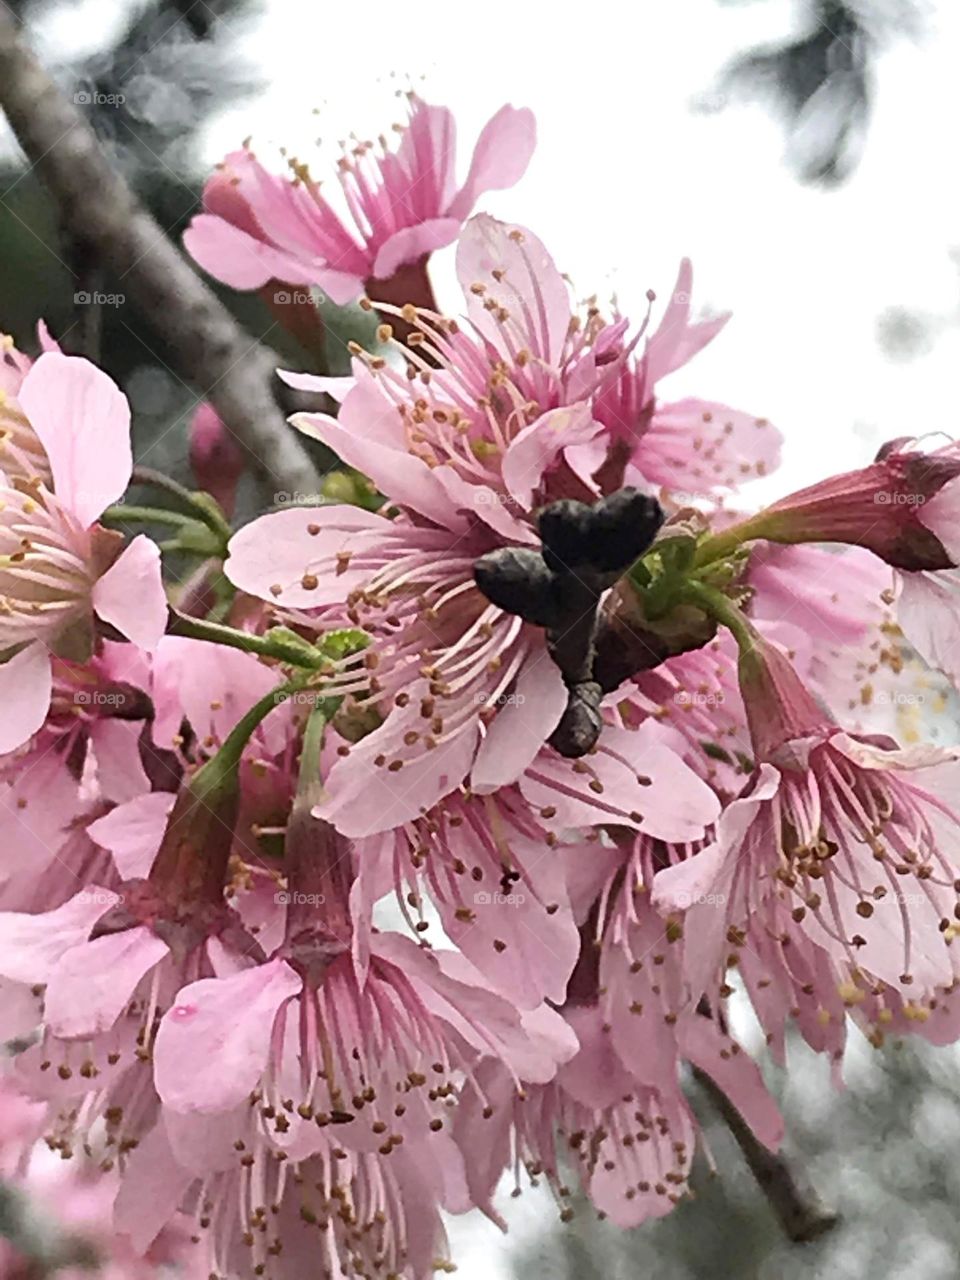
left=707, top=0, right=928, bottom=185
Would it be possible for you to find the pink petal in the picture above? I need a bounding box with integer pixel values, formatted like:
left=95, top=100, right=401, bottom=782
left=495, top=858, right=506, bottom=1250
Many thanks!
left=114, top=1122, right=193, bottom=1254
left=36, top=319, right=61, bottom=353
left=184, top=213, right=319, bottom=290
left=897, top=569, right=960, bottom=687
left=919, top=474, right=960, bottom=562
left=18, top=352, right=131, bottom=526
left=447, top=105, right=537, bottom=221
left=155, top=959, right=301, bottom=1112
left=432, top=820, right=578, bottom=1008
left=679, top=1016, right=784, bottom=1151
left=372, top=217, right=461, bottom=281
left=0, top=643, right=52, bottom=755
left=644, top=258, right=731, bottom=387
left=0, top=888, right=119, bottom=984
left=92, top=534, right=167, bottom=650
left=392, top=100, right=458, bottom=217
left=456, top=214, right=571, bottom=365
left=224, top=504, right=392, bottom=608
left=151, top=635, right=286, bottom=752
left=89, top=719, right=151, bottom=803
left=0, top=749, right=82, bottom=883
left=640, top=398, right=782, bottom=493
left=317, top=693, right=480, bottom=837
left=750, top=543, right=885, bottom=646
left=558, top=1004, right=637, bottom=1109
left=521, top=720, right=721, bottom=844
left=45, top=926, right=169, bottom=1038
left=501, top=402, right=602, bottom=509
left=277, top=368, right=355, bottom=401
left=292, top=369, right=470, bottom=530
left=471, top=651, right=566, bottom=792
left=86, top=791, right=176, bottom=879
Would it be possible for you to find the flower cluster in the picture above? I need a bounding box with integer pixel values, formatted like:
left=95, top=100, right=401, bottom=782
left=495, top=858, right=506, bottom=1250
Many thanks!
left=2, top=91, right=960, bottom=1280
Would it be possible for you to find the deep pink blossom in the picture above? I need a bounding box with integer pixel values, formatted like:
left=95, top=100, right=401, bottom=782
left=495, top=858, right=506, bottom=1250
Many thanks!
left=184, top=96, right=536, bottom=305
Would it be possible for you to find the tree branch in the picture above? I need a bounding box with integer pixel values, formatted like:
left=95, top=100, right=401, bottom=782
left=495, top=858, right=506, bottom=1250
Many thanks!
left=693, top=1066, right=840, bottom=1244
left=0, top=10, right=319, bottom=496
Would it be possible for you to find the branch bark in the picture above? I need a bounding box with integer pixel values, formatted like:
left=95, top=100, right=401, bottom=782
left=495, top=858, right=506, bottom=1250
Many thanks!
left=693, top=1066, right=840, bottom=1244
left=0, top=10, right=319, bottom=496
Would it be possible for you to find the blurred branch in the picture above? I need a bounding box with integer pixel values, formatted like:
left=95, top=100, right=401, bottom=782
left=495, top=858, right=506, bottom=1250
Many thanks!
left=0, top=10, right=319, bottom=496
left=693, top=1066, right=840, bottom=1244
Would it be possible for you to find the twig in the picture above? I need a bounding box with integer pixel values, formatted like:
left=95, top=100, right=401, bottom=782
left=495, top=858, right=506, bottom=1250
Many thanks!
left=0, top=10, right=319, bottom=496
left=693, top=1066, right=840, bottom=1244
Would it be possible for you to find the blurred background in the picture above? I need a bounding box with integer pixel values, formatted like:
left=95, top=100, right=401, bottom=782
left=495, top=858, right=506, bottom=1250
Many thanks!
left=2, top=1, right=959, bottom=1275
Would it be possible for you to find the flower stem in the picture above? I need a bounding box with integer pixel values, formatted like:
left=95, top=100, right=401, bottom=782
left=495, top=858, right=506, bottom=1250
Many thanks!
left=166, top=609, right=331, bottom=670
left=678, top=579, right=758, bottom=655
left=103, top=504, right=199, bottom=529
left=693, top=515, right=769, bottom=569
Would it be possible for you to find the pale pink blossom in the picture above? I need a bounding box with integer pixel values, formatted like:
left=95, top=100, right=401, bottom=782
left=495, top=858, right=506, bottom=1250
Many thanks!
left=0, top=323, right=59, bottom=485
left=0, top=354, right=167, bottom=754
left=184, top=96, right=536, bottom=305
left=653, top=635, right=960, bottom=1014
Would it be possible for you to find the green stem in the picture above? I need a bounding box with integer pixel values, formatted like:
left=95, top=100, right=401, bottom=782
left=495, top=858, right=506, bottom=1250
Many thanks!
left=166, top=609, right=330, bottom=670
left=201, top=678, right=302, bottom=790
left=103, top=504, right=199, bottom=529
left=131, top=465, right=233, bottom=541
left=679, top=579, right=758, bottom=655
left=298, top=700, right=329, bottom=792
left=693, top=514, right=771, bottom=569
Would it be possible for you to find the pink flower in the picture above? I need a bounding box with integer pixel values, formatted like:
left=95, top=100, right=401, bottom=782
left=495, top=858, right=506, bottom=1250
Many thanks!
left=147, top=933, right=573, bottom=1276
left=184, top=96, right=536, bottom=305
left=454, top=1001, right=780, bottom=1229
left=653, top=634, right=960, bottom=1012
left=591, top=258, right=783, bottom=499
left=0, top=323, right=59, bottom=485
left=0, top=353, right=167, bottom=754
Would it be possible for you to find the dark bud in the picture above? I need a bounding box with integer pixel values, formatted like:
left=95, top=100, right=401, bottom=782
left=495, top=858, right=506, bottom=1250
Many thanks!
left=537, top=500, right=597, bottom=574
left=549, top=681, right=604, bottom=758
left=537, top=489, right=664, bottom=578
left=588, top=488, right=664, bottom=575
left=473, top=547, right=563, bottom=627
